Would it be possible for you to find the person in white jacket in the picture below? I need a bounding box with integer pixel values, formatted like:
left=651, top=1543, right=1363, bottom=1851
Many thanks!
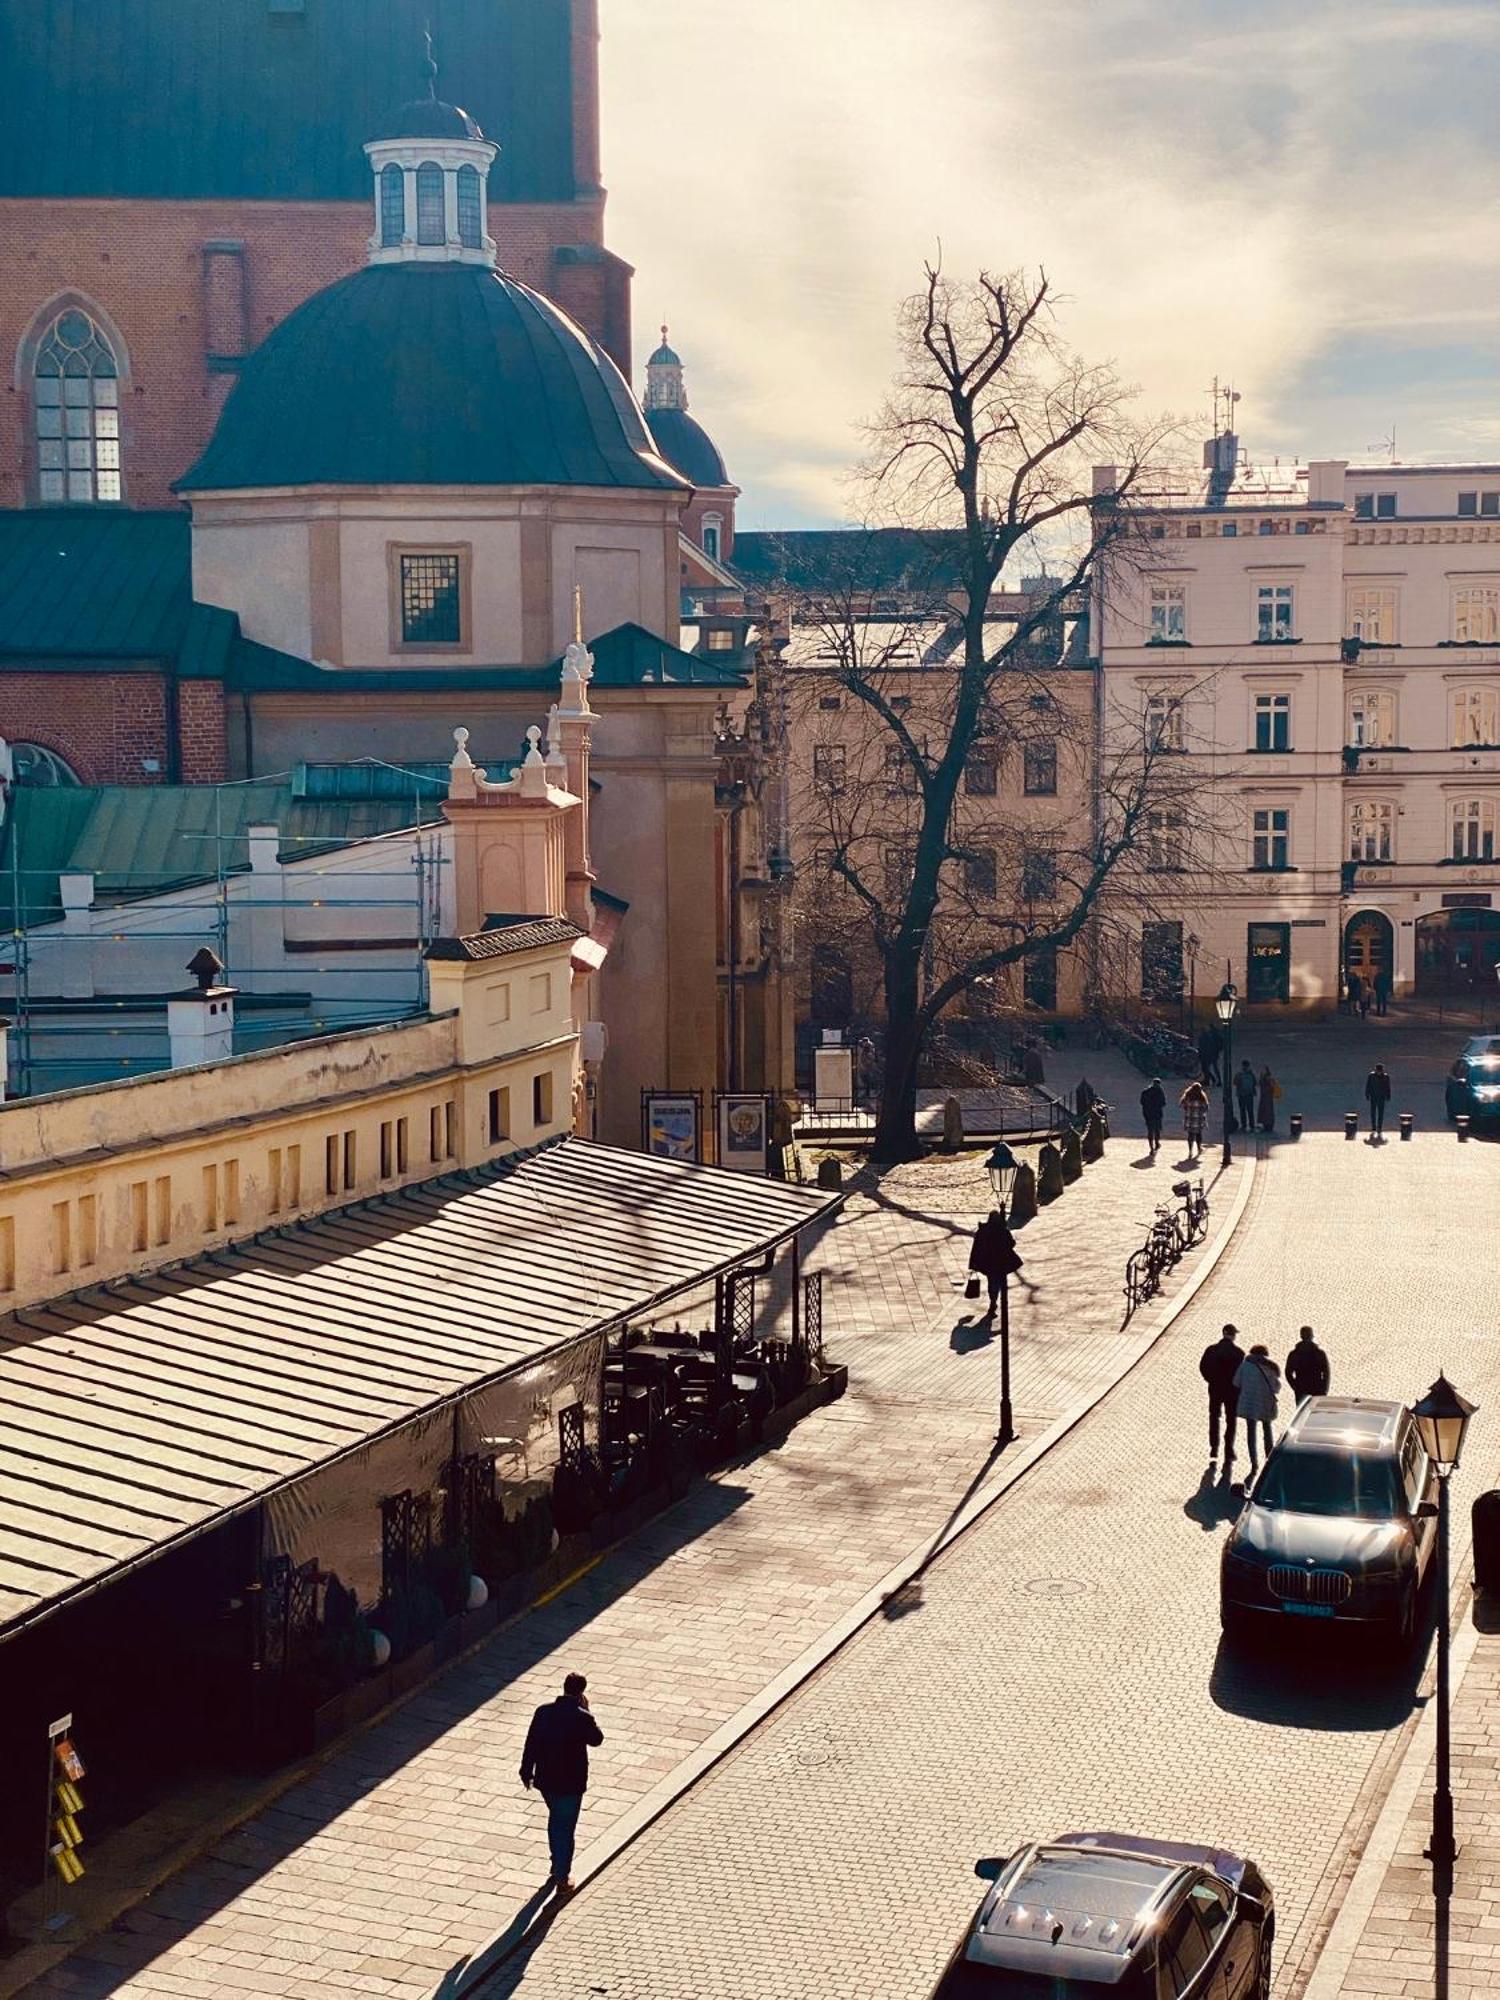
left=1233, top=1343, right=1281, bottom=1472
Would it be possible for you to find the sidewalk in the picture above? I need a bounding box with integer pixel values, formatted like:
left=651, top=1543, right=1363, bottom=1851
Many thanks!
left=13, top=1134, right=1231, bottom=1999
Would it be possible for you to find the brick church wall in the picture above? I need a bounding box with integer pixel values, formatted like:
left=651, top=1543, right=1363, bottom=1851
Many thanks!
left=0, top=669, right=171, bottom=784
left=0, top=195, right=626, bottom=511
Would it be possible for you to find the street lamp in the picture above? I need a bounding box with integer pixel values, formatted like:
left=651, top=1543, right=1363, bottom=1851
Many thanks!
left=1413, top=1372, right=1478, bottom=1954
left=984, top=1143, right=1018, bottom=1448
left=1215, top=983, right=1238, bottom=1168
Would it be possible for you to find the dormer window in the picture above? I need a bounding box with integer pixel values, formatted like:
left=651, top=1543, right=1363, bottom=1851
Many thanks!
left=415, top=163, right=445, bottom=245
left=379, top=164, right=405, bottom=246
left=457, top=165, right=482, bottom=249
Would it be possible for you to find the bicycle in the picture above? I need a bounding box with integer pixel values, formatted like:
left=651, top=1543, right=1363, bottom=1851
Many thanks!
left=1124, top=1246, right=1158, bottom=1312
left=1172, top=1177, right=1210, bottom=1246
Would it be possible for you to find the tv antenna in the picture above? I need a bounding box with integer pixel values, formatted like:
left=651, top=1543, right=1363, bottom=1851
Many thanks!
left=1367, top=427, right=1397, bottom=464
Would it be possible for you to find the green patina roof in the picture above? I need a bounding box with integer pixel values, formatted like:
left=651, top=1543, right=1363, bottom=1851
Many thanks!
left=225, top=622, right=746, bottom=691
left=178, top=266, right=684, bottom=495
left=0, top=511, right=190, bottom=658
left=0, top=776, right=445, bottom=929
left=0, top=0, right=577, bottom=205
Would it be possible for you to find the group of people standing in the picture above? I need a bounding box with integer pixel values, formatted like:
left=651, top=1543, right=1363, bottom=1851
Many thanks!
left=1140, top=1059, right=1281, bottom=1157
left=1345, top=967, right=1392, bottom=1018
left=1198, top=1323, right=1330, bottom=1472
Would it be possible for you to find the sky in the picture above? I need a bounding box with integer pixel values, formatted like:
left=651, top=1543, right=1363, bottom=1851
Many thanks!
left=601, top=0, right=1500, bottom=530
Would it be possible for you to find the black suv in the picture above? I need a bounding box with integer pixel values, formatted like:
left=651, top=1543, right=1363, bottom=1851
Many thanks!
left=931, top=1831, right=1275, bottom=1998
left=1220, top=1397, right=1436, bottom=1649
left=1445, top=1036, right=1500, bottom=1126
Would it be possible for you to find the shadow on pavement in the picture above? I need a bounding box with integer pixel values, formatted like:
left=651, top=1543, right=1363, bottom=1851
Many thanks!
left=436, top=1885, right=557, bottom=1998
left=950, top=1316, right=994, bottom=1354
left=1182, top=1465, right=1244, bottom=1533
left=1209, top=1609, right=1430, bottom=1732
left=17, top=1481, right=753, bottom=1998
left=881, top=1437, right=1007, bottom=1621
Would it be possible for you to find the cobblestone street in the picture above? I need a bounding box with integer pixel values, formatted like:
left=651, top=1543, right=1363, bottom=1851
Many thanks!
left=478, top=1022, right=1500, bottom=2000
left=16, top=1014, right=1496, bottom=2000
left=16, top=1083, right=1225, bottom=1999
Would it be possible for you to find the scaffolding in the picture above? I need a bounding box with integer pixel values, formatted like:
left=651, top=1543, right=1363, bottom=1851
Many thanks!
left=1, top=762, right=451, bottom=1099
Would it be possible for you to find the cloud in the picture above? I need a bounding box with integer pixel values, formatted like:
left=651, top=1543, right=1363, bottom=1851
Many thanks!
left=602, top=0, right=1500, bottom=525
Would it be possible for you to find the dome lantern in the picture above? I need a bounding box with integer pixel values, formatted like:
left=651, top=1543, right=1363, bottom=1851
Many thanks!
left=363, top=32, right=498, bottom=270
left=644, top=325, right=688, bottom=414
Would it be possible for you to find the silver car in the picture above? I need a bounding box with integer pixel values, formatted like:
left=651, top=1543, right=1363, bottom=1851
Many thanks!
left=931, top=1831, right=1275, bottom=1998
left=1220, top=1397, right=1437, bottom=1648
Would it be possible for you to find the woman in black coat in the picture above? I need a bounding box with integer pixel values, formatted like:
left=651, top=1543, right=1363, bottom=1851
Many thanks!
left=968, top=1211, right=1022, bottom=1316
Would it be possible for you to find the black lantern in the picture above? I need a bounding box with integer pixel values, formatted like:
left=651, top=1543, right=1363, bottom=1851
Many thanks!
left=985, top=1142, right=1018, bottom=1209
left=1414, top=1375, right=1477, bottom=1476
left=1214, top=983, right=1238, bottom=1027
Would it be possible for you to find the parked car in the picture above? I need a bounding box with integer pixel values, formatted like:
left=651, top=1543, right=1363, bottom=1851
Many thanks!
left=1220, top=1397, right=1437, bottom=1649
left=930, top=1830, right=1274, bottom=1998
left=1445, top=1036, right=1500, bottom=1125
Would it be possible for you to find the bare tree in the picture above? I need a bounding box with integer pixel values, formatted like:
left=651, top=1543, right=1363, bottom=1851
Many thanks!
left=776, top=263, right=1204, bottom=1161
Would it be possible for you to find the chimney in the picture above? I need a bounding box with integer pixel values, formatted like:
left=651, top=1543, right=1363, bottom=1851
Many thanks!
left=167, top=947, right=237, bottom=1070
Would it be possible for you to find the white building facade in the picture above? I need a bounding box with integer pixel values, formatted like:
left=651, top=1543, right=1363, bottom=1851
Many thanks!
left=1097, top=442, right=1500, bottom=1011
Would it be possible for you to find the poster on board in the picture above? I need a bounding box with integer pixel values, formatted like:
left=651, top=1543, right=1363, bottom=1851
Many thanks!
left=643, top=1092, right=701, bottom=1162
left=716, top=1093, right=769, bottom=1174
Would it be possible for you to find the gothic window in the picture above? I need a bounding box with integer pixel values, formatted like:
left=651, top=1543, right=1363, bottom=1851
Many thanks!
left=415, top=162, right=445, bottom=246
left=8, top=743, right=80, bottom=787
left=456, top=165, right=482, bottom=248
left=34, top=307, right=121, bottom=503
left=379, top=163, right=406, bottom=245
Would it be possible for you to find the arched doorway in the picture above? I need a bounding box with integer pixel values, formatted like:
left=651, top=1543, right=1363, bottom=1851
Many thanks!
left=1344, top=910, right=1394, bottom=992
left=1416, top=907, right=1500, bottom=994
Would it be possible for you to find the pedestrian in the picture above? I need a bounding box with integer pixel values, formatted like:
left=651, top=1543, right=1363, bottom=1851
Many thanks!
left=520, top=1671, right=605, bottom=1894
left=1199, top=1323, right=1244, bottom=1463
left=1196, top=1024, right=1223, bottom=1085
left=967, top=1209, right=1022, bottom=1316
left=1364, top=1061, right=1392, bottom=1137
left=1285, top=1325, right=1330, bottom=1403
left=1234, top=1060, right=1257, bottom=1134
left=1345, top=969, right=1363, bottom=1018
left=1257, top=1065, right=1280, bottom=1132
left=1373, top=966, right=1391, bottom=1017
left=1233, top=1342, right=1282, bottom=1472
left=1358, top=980, right=1372, bottom=1022
left=1140, top=1076, right=1166, bottom=1152
left=1180, top=1078, right=1209, bottom=1158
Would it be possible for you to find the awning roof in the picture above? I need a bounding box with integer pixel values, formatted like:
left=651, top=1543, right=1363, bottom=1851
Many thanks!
left=0, top=1140, right=832, bottom=1639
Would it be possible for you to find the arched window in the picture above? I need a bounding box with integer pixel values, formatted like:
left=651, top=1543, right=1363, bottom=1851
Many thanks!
left=34, top=306, right=121, bottom=503
left=701, top=513, right=722, bottom=563
left=1452, top=798, right=1497, bottom=862
left=8, top=742, right=81, bottom=787
left=379, top=163, right=406, bottom=246
left=456, top=164, right=482, bottom=248
left=415, top=162, right=445, bottom=246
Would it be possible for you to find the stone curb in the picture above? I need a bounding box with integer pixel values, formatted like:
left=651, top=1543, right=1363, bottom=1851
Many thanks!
left=1297, top=1586, right=1482, bottom=2000
left=437, top=1145, right=1259, bottom=1997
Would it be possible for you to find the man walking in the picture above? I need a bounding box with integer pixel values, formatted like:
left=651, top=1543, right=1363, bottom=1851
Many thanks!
left=1196, top=1024, right=1223, bottom=1085
left=1285, top=1325, right=1330, bottom=1403
left=1140, top=1077, right=1166, bottom=1153
left=1373, top=966, right=1392, bottom=1016
left=1234, top=1060, right=1257, bottom=1135
left=1198, top=1323, right=1244, bottom=1464
left=1364, top=1062, right=1392, bottom=1137
left=520, top=1672, right=604, bottom=1894
left=968, top=1209, right=1022, bottom=1316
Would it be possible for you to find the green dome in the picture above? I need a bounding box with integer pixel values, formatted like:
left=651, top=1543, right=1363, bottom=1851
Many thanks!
left=177, top=265, right=688, bottom=494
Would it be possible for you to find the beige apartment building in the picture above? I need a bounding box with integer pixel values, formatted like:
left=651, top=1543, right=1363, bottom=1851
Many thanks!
left=1096, top=441, right=1500, bottom=1011
left=780, top=615, right=1096, bottom=1040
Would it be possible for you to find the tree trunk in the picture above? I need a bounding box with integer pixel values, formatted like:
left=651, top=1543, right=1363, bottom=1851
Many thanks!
left=872, top=954, right=924, bottom=1162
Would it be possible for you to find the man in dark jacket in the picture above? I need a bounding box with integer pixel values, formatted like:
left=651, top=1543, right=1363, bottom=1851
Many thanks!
left=1199, top=1323, right=1244, bottom=1462
left=1285, top=1326, right=1331, bottom=1403
left=1196, top=1025, right=1223, bottom=1085
left=1364, top=1063, right=1392, bottom=1137
left=1140, top=1078, right=1166, bottom=1152
left=968, top=1211, right=1023, bottom=1315
left=520, top=1672, right=604, bottom=1892
left=1234, top=1060, right=1257, bottom=1134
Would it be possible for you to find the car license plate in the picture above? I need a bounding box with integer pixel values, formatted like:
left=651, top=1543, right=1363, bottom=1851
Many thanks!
left=1283, top=1602, right=1335, bottom=1618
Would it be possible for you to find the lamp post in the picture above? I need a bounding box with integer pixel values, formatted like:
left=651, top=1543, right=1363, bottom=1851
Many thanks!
left=984, top=1142, right=1018, bottom=1448
left=1215, top=983, right=1238, bottom=1168
left=1413, top=1371, right=1478, bottom=1994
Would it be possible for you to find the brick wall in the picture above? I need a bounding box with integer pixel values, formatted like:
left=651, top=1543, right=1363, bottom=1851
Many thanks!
left=0, top=193, right=621, bottom=511
left=0, top=668, right=175, bottom=784
left=178, top=680, right=228, bottom=783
